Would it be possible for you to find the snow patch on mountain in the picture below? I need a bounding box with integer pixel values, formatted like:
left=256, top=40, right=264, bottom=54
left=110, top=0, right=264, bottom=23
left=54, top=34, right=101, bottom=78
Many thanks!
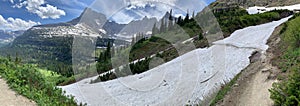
left=29, top=23, right=100, bottom=38
left=214, top=16, right=292, bottom=51
left=247, top=4, right=300, bottom=14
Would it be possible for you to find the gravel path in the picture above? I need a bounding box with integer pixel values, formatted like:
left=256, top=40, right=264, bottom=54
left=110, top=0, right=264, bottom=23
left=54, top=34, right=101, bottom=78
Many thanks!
left=0, top=77, right=36, bottom=106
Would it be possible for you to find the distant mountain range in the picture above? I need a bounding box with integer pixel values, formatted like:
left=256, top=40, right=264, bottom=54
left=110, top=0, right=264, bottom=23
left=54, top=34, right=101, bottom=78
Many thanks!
left=0, top=30, right=24, bottom=47
left=0, top=5, right=174, bottom=68
left=15, top=7, right=163, bottom=44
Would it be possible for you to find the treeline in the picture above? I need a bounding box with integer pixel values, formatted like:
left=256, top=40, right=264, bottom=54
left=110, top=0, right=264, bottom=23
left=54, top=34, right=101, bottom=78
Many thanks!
left=92, top=57, right=152, bottom=82
left=152, top=9, right=204, bottom=39
left=269, top=13, right=300, bottom=106
left=96, top=42, right=113, bottom=74
left=130, top=10, right=205, bottom=61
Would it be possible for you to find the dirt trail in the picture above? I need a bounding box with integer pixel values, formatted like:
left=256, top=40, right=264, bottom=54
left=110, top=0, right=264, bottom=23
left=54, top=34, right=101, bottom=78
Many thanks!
left=0, top=77, right=36, bottom=106
left=237, top=64, right=277, bottom=106
left=216, top=25, right=283, bottom=106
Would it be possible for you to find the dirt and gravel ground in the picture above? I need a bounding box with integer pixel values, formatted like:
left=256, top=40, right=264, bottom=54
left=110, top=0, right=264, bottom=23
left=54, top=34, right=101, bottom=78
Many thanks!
left=0, top=77, right=36, bottom=106
left=216, top=25, right=283, bottom=106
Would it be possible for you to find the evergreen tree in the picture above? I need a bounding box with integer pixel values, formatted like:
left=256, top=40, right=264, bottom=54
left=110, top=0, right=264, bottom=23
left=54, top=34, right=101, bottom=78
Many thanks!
left=104, top=42, right=111, bottom=60
left=177, top=16, right=183, bottom=26
left=168, top=9, right=174, bottom=31
left=7, top=54, right=11, bottom=62
left=169, top=9, right=173, bottom=21
left=199, top=32, right=204, bottom=40
left=184, top=10, right=190, bottom=23
left=14, top=53, right=21, bottom=64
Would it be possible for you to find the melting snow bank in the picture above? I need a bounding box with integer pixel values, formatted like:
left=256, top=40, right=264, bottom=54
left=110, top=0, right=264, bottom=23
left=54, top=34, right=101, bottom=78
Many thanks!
left=59, top=16, right=292, bottom=106
left=214, top=16, right=292, bottom=51
left=247, top=4, right=300, bottom=14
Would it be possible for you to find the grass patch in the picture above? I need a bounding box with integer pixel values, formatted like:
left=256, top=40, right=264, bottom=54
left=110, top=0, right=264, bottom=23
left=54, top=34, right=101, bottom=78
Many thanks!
left=269, top=13, right=300, bottom=106
left=209, top=73, right=241, bottom=106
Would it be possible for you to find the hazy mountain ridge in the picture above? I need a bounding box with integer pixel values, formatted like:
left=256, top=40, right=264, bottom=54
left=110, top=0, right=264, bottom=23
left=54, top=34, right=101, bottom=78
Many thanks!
left=117, top=16, right=157, bottom=40
left=0, top=30, right=24, bottom=46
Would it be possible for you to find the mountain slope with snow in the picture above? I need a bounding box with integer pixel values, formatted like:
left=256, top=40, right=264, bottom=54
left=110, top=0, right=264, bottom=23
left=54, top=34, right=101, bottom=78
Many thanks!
left=60, top=14, right=292, bottom=106
left=247, top=4, right=300, bottom=14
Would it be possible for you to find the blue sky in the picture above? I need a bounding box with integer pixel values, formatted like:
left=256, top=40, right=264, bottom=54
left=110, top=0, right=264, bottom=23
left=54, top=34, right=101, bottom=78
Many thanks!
left=0, top=0, right=216, bottom=31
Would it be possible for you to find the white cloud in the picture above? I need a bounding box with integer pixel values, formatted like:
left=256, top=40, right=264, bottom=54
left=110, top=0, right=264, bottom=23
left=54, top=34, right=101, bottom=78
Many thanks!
left=12, top=1, right=27, bottom=8
left=0, top=15, right=41, bottom=31
left=13, top=0, right=66, bottom=19
left=33, top=4, right=66, bottom=19
left=0, top=15, right=7, bottom=24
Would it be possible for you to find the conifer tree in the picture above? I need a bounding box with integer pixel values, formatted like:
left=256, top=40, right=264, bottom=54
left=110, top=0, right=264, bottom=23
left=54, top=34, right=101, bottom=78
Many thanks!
left=169, top=9, right=173, bottom=21
left=184, top=9, right=190, bottom=23
left=177, top=16, right=183, bottom=26
left=168, top=9, right=174, bottom=31
left=104, top=42, right=111, bottom=60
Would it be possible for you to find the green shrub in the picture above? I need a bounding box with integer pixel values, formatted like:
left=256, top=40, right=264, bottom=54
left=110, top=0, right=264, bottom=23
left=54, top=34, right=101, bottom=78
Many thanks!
left=269, top=67, right=300, bottom=106
left=0, top=57, right=82, bottom=106
left=269, top=12, right=300, bottom=106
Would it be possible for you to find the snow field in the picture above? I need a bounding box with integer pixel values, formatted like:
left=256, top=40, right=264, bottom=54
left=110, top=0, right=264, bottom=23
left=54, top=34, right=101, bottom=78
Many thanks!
left=59, top=16, right=291, bottom=106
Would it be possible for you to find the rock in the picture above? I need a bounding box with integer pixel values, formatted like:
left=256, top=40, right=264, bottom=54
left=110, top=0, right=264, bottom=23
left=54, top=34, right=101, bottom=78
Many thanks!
left=234, top=84, right=239, bottom=87
left=262, top=68, right=270, bottom=73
